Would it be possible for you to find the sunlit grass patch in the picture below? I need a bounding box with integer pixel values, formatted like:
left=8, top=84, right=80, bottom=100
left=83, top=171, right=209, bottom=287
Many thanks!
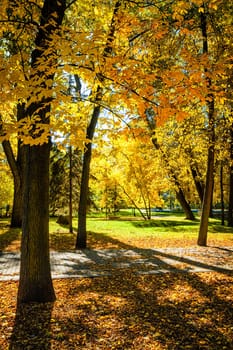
left=0, top=215, right=232, bottom=252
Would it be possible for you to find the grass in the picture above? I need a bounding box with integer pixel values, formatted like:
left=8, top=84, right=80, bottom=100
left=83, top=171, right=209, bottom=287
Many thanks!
left=0, top=213, right=232, bottom=349
left=1, top=213, right=233, bottom=251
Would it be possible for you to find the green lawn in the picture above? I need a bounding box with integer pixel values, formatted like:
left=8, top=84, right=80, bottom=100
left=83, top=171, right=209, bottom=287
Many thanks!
left=0, top=213, right=232, bottom=252
left=49, top=213, right=233, bottom=250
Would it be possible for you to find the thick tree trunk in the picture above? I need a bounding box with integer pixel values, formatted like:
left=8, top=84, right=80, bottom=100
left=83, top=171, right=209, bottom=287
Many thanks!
left=17, top=0, right=66, bottom=303
left=18, top=143, right=55, bottom=302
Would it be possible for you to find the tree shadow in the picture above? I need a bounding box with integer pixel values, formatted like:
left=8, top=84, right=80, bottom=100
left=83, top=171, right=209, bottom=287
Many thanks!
left=0, top=226, right=21, bottom=251
left=210, top=224, right=233, bottom=233
left=85, top=231, right=232, bottom=273
left=50, top=230, right=76, bottom=251
left=213, top=246, right=233, bottom=253
left=131, top=219, right=198, bottom=228
left=61, top=270, right=233, bottom=349
left=87, top=231, right=134, bottom=249
left=9, top=301, right=54, bottom=350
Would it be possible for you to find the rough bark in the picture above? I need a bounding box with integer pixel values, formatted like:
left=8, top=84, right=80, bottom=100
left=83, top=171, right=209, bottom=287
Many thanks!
left=17, top=0, right=66, bottom=303
left=18, top=143, right=55, bottom=302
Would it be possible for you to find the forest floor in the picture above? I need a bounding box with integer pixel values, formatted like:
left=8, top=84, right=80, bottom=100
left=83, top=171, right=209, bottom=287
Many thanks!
left=0, top=218, right=232, bottom=349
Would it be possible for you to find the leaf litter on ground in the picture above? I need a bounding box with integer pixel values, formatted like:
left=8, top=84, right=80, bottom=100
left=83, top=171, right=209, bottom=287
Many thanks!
left=0, top=271, right=232, bottom=349
left=0, top=218, right=232, bottom=349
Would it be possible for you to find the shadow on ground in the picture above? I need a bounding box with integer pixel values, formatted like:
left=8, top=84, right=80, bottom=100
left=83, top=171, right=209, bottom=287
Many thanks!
left=0, top=226, right=21, bottom=252
left=131, top=219, right=198, bottom=228
left=52, top=270, right=233, bottom=349
left=9, top=302, right=54, bottom=350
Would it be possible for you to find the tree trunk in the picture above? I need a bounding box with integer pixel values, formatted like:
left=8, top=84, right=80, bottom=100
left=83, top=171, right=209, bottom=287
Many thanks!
left=228, top=165, right=233, bottom=226
left=228, top=127, right=233, bottom=226
left=76, top=98, right=101, bottom=249
left=197, top=9, right=215, bottom=246
left=76, top=2, right=121, bottom=249
left=18, top=143, right=55, bottom=302
left=175, top=187, right=195, bottom=220
left=190, top=166, right=204, bottom=203
left=1, top=104, right=26, bottom=227
left=220, top=163, right=225, bottom=226
left=197, top=144, right=215, bottom=246
left=145, top=116, right=195, bottom=220
left=76, top=143, right=92, bottom=249
left=1, top=139, right=23, bottom=227
left=69, top=146, right=73, bottom=233
left=17, top=0, right=66, bottom=303
left=11, top=176, right=23, bottom=227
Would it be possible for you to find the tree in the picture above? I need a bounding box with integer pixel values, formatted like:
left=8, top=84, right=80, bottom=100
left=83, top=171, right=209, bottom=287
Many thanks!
left=145, top=112, right=196, bottom=220
left=75, top=1, right=122, bottom=249
left=16, top=0, right=67, bottom=303
left=228, top=126, right=233, bottom=226
left=91, top=121, right=167, bottom=219
left=49, top=144, right=81, bottom=218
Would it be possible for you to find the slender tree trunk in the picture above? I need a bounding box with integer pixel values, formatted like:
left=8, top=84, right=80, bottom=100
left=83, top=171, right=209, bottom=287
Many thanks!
left=76, top=2, right=121, bottom=249
left=69, top=146, right=73, bottom=233
left=228, top=166, right=233, bottom=226
left=197, top=9, right=215, bottom=246
left=197, top=142, right=215, bottom=245
left=190, top=166, right=204, bottom=203
left=76, top=98, right=101, bottom=249
left=228, top=127, right=233, bottom=226
left=220, top=163, right=225, bottom=226
left=76, top=144, right=92, bottom=248
left=11, top=177, right=23, bottom=227
left=175, top=187, right=195, bottom=220
left=1, top=104, right=26, bottom=227
left=149, top=136, right=195, bottom=220
left=17, top=0, right=66, bottom=303
left=1, top=139, right=23, bottom=227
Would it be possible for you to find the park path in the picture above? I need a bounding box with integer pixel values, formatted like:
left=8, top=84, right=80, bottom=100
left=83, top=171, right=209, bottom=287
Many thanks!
left=0, top=246, right=232, bottom=281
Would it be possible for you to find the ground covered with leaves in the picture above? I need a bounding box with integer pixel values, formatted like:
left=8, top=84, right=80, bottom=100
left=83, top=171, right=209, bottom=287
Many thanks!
left=0, top=218, right=232, bottom=349
left=0, top=271, right=232, bottom=349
